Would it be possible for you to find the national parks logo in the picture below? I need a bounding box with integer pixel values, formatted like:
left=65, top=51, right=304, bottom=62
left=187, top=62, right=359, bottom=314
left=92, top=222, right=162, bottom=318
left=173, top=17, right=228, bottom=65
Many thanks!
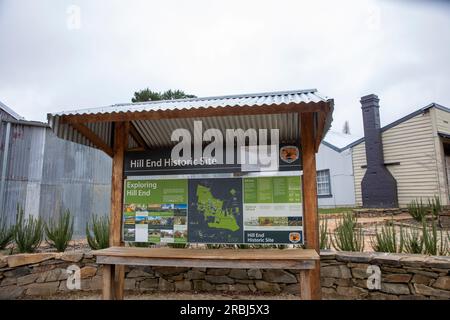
left=289, top=232, right=301, bottom=243
left=280, top=146, right=299, bottom=163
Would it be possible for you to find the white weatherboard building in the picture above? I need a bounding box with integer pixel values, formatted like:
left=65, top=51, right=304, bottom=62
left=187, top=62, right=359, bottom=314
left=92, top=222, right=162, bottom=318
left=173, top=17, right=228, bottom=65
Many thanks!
left=316, top=131, right=359, bottom=208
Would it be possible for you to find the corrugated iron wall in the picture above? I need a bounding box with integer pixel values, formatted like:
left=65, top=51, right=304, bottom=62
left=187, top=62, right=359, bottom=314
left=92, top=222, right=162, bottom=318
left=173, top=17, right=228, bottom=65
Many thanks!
left=0, top=121, right=112, bottom=237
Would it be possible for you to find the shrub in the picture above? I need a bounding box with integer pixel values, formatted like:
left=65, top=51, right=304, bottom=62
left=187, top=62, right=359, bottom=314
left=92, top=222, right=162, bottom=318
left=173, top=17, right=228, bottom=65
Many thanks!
left=319, top=218, right=330, bottom=250
left=0, top=215, right=14, bottom=250
left=402, top=227, right=423, bottom=254
left=86, top=214, right=109, bottom=250
left=331, top=212, right=364, bottom=252
left=408, top=199, right=427, bottom=222
left=371, top=220, right=403, bottom=253
left=14, top=205, right=44, bottom=253
left=45, top=209, right=73, bottom=252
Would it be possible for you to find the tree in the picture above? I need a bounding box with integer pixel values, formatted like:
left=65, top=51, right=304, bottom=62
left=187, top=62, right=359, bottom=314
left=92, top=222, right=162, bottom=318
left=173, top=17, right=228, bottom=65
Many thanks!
left=131, top=88, right=196, bottom=103
left=342, top=120, right=351, bottom=134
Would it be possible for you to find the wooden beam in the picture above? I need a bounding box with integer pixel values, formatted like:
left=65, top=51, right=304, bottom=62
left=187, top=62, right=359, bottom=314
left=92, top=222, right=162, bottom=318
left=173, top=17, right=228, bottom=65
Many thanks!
left=315, top=111, right=327, bottom=152
left=109, top=121, right=129, bottom=300
left=129, top=122, right=148, bottom=150
left=61, top=102, right=330, bottom=124
left=71, top=123, right=113, bottom=157
left=300, top=112, right=321, bottom=300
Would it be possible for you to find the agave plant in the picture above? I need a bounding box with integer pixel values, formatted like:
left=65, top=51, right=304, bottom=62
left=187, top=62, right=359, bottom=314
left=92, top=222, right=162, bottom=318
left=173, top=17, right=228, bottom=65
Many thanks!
left=0, top=215, right=14, bottom=250
left=45, top=209, right=74, bottom=252
left=402, top=227, right=423, bottom=254
left=371, top=220, right=403, bottom=253
left=408, top=199, right=428, bottom=222
left=422, top=218, right=444, bottom=256
left=428, top=196, right=443, bottom=227
left=319, top=218, right=330, bottom=250
left=14, top=205, right=44, bottom=253
left=86, top=214, right=109, bottom=250
left=331, top=212, right=364, bottom=252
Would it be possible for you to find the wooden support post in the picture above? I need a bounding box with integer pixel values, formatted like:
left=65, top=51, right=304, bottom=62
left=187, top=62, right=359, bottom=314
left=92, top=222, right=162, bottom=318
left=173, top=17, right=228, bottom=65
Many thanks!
left=300, top=112, right=321, bottom=300
left=299, top=270, right=312, bottom=300
left=109, top=121, right=129, bottom=300
left=102, top=265, right=114, bottom=300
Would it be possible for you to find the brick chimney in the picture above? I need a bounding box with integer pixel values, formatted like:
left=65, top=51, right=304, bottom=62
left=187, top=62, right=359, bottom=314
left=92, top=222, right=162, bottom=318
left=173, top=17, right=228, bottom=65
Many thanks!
left=360, top=94, right=398, bottom=208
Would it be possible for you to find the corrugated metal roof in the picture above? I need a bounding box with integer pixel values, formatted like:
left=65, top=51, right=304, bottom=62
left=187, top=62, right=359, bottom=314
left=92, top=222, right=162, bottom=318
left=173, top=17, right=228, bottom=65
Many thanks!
left=52, top=89, right=328, bottom=116
left=48, top=89, right=333, bottom=153
left=0, top=100, right=24, bottom=120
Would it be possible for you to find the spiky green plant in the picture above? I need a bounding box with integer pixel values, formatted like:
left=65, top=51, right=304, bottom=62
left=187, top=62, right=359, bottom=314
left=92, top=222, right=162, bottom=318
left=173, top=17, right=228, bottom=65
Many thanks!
left=422, top=218, right=440, bottom=255
left=448, top=232, right=450, bottom=254
left=167, top=243, right=187, bottom=248
left=428, top=196, right=441, bottom=218
left=402, top=227, right=423, bottom=254
left=86, top=214, right=109, bottom=250
left=206, top=244, right=222, bottom=249
left=371, top=220, right=403, bottom=253
left=319, top=218, right=330, bottom=250
left=0, top=215, right=14, bottom=250
left=428, top=196, right=443, bottom=228
left=130, top=242, right=154, bottom=247
left=331, top=212, right=364, bottom=252
left=447, top=232, right=450, bottom=256
left=14, top=205, right=44, bottom=253
left=45, top=209, right=73, bottom=252
left=408, top=199, right=428, bottom=222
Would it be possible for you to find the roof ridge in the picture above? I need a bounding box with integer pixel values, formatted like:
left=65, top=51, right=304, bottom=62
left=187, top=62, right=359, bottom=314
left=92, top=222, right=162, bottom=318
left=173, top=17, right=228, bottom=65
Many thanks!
left=50, top=88, right=322, bottom=115
left=115, top=88, right=319, bottom=107
left=342, top=101, right=450, bottom=150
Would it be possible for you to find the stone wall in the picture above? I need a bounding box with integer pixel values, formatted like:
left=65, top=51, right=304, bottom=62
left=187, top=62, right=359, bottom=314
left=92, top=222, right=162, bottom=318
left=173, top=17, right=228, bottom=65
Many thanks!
left=320, top=251, right=450, bottom=299
left=0, top=250, right=449, bottom=299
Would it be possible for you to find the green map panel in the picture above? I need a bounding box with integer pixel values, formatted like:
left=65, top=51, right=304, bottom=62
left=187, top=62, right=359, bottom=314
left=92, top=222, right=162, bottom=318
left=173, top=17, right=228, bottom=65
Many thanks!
left=188, top=178, right=243, bottom=243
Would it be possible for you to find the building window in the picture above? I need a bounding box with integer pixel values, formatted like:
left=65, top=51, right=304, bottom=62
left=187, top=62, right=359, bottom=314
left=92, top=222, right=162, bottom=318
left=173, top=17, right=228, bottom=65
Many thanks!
left=317, top=169, right=332, bottom=197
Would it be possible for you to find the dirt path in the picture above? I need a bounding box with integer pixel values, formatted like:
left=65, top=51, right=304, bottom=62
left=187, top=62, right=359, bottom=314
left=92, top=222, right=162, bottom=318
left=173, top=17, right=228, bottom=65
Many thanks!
left=324, top=213, right=412, bottom=232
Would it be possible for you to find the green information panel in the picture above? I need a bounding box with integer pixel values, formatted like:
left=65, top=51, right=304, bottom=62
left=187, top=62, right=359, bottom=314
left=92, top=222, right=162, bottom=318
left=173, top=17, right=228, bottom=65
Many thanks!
left=123, top=179, right=188, bottom=244
left=123, top=176, right=303, bottom=245
left=242, top=176, right=303, bottom=244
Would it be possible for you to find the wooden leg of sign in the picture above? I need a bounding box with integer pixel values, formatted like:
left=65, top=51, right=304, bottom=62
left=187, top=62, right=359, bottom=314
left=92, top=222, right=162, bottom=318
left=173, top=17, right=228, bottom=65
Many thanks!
left=300, top=113, right=321, bottom=300
left=299, top=270, right=312, bottom=300
left=114, top=265, right=125, bottom=299
left=110, top=121, right=129, bottom=300
left=102, top=265, right=113, bottom=300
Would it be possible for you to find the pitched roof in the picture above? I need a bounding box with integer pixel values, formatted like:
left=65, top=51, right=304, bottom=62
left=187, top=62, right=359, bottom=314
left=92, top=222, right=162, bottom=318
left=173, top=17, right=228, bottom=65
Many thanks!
left=51, top=89, right=329, bottom=116
left=343, top=102, right=450, bottom=150
left=322, top=131, right=361, bottom=152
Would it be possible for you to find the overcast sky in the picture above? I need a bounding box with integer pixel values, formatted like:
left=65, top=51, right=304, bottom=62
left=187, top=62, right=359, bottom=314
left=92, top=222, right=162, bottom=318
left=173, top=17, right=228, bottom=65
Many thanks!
left=0, top=0, right=449, bottom=137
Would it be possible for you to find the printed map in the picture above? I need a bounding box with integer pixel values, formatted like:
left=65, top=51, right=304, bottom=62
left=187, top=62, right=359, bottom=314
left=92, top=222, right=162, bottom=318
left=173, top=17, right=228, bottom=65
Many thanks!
left=188, top=178, right=243, bottom=243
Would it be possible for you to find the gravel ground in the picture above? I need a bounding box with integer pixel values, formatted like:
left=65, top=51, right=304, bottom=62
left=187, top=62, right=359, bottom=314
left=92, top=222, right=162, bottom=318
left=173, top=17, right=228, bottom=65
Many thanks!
left=18, top=291, right=299, bottom=300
